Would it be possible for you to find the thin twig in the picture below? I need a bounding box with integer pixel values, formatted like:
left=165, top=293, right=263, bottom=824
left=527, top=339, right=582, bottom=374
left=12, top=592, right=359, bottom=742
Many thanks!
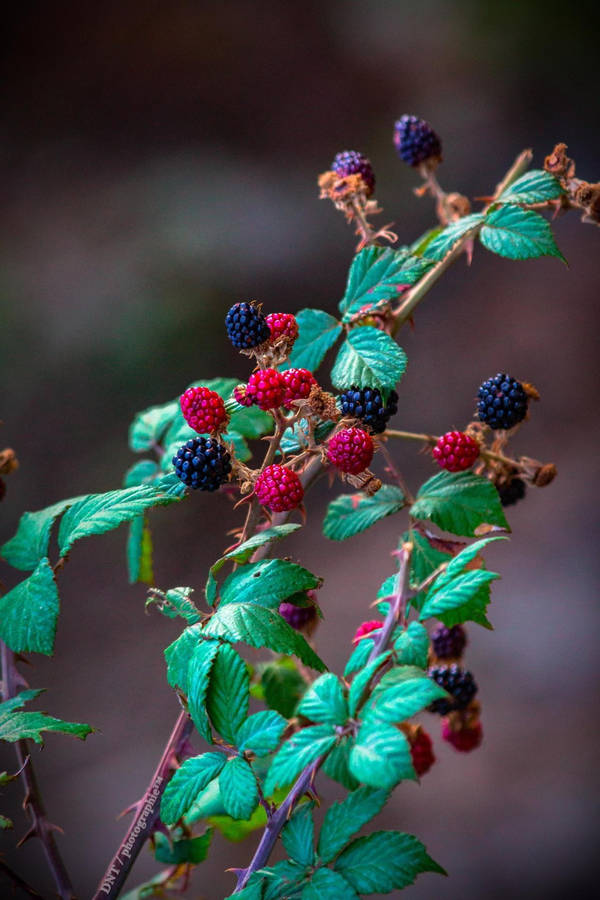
left=0, top=858, right=44, bottom=898
left=0, top=641, right=75, bottom=900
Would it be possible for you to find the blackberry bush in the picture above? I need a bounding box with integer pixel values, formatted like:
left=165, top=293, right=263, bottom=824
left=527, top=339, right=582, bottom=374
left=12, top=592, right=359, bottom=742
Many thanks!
left=1, top=120, right=593, bottom=900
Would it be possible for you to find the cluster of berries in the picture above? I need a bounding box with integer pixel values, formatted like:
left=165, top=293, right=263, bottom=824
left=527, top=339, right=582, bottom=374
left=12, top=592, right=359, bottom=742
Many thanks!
left=428, top=623, right=483, bottom=752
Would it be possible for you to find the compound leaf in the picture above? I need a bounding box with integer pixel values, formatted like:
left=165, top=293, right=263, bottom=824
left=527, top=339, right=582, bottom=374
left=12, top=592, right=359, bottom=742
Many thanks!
left=480, top=204, right=566, bottom=261
left=0, top=558, right=59, bottom=656
left=318, top=786, right=389, bottom=864
left=161, top=752, right=226, bottom=825
left=323, top=485, right=405, bottom=541
left=331, top=326, right=407, bottom=392
left=410, top=470, right=508, bottom=537
left=264, top=725, right=336, bottom=795
left=334, top=830, right=446, bottom=892
left=296, top=674, right=348, bottom=725
left=339, top=246, right=431, bottom=322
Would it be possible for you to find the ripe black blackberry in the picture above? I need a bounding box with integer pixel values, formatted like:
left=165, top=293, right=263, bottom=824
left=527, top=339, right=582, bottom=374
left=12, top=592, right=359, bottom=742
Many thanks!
left=431, top=624, right=467, bottom=660
left=477, top=373, right=528, bottom=430
left=428, top=664, right=477, bottom=714
left=172, top=437, right=232, bottom=491
left=496, top=476, right=527, bottom=507
left=393, top=115, right=442, bottom=167
left=339, top=386, right=398, bottom=434
left=331, top=150, right=375, bottom=196
left=225, top=302, right=270, bottom=350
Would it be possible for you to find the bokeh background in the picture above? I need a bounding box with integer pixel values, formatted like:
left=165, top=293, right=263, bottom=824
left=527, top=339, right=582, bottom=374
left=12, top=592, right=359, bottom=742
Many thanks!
left=1, top=1, right=599, bottom=897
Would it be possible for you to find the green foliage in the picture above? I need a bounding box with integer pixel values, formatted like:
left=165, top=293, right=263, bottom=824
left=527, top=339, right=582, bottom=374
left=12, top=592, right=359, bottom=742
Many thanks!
left=1, top=497, right=83, bottom=571
left=322, top=737, right=359, bottom=791
left=323, top=485, right=405, bottom=541
left=394, top=622, right=430, bottom=667
left=344, top=637, right=375, bottom=677
left=317, top=787, right=389, bottom=864
left=260, top=660, right=307, bottom=718
left=285, top=308, right=343, bottom=372
left=0, top=689, right=93, bottom=744
left=497, top=169, right=564, bottom=205
left=330, top=326, right=407, bottom=392
left=146, top=586, right=201, bottom=624
left=211, top=525, right=302, bottom=574
left=480, top=204, right=566, bottom=261
left=186, top=639, right=220, bottom=741
left=127, top=514, right=154, bottom=585
left=206, top=643, right=249, bottom=745
left=347, top=652, right=391, bottom=717
left=338, top=246, right=432, bottom=322
left=406, top=530, right=452, bottom=589
left=282, top=802, right=315, bottom=868
left=160, top=752, right=226, bottom=825
left=236, top=710, right=287, bottom=756
left=219, top=560, right=320, bottom=609
left=129, top=399, right=179, bottom=452
left=349, top=722, right=415, bottom=788
left=420, top=568, right=498, bottom=628
left=423, top=213, right=485, bottom=261
left=203, top=602, right=326, bottom=672
left=302, top=868, right=360, bottom=899
left=153, top=828, right=213, bottom=865
left=0, top=558, right=59, bottom=656
left=296, top=674, right=348, bottom=725
left=363, top=671, right=447, bottom=724
left=164, top=624, right=205, bottom=692
left=265, top=725, right=337, bottom=795
left=333, top=831, right=446, bottom=892
left=219, top=757, right=258, bottom=820
left=410, top=470, right=509, bottom=536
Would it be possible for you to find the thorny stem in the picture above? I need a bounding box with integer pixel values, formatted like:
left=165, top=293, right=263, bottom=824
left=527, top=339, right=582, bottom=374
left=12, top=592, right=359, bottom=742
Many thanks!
left=0, top=859, right=43, bottom=898
left=91, top=708, right=193, bottom=900
left=0, top=640, right=76, bottom=900
left=234, top=543, right=413, bottom=892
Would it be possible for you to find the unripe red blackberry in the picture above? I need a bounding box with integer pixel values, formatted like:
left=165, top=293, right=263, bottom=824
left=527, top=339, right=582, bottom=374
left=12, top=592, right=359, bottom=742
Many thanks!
left=246, top=368, right=286, bottom=411
left=225, top=301, right=270, bottom=350
left=353, top=620, right=382, bottom=644
left=233, top=384, right=254, bottom=407
left=432, top=431, right=479, bottom=472
left=180, top=386, right=228, bottom=435
left=393, top=115, right=442, bottom=167
left=431, top=624, right=467, bottom=660
left=279, top=591, right=318, bottom=631
left=282, top=368, right=317, bottom=409
left=339, top=386, right=398, bottom=434
left=477, top=373, right=528, bottom=430
left=172, top=437, right=232, bottom=491
left=496, top=476, right=527, bottom=507
left=408, top=727, right=436, bottom=777
left=327, top=427, right=374, bottom=474
left=428, top=664, right=477, bottom=714
left=266, top=313, right=299, bottom=345
left=331, top=150, right=375, bottom=196
left=441, top=718, right=483, bottom=753
left=255, top=464, right=303, bottom=512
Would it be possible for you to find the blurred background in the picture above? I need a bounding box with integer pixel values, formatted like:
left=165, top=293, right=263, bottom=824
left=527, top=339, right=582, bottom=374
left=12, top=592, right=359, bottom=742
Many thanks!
left=1, top=1, right=599, bottom=897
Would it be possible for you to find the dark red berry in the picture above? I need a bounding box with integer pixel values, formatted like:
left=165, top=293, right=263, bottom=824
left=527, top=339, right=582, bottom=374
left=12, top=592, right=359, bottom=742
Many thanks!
left=432, top=431, right=479, bottom=472
left=180, top=386, right=228, bottom=434
left=327, top=427, right=374, bottom=475
left=441, top=718, right=483, bottom=753
left=246, top=368, right=286, bottom=411
left=266, top=313, right=299, bottom=345
left=353, top=620, right=382, bottom=644
left=282, top=368, right=317, bottom=409
left=331, top=150, right=375, bottom=196
left=409, top=727, right=436, bottom=777
left=255, top=464, right=303, bottom=512
left=431, top=624, right=467, bottom=660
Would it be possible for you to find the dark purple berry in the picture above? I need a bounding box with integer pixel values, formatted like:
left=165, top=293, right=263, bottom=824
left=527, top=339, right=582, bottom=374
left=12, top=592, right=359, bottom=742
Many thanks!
left=394, top=115, right=442, bottom=167
left=496, top=476, right=527, bottom=507
left=477, top=373, right=528, bottom=430
left=279, top=594, right=318, bottom=631
left=225, top=301, right=270, bottom=350
left=172, top=437, right=231, bottom=491
left=339, top=386, right=398, bottom=434
left=428, top=664, right=477, bottom=714
left=331, top=150, right=375, bottom=196
left=431, top=624, right=467, bottom=660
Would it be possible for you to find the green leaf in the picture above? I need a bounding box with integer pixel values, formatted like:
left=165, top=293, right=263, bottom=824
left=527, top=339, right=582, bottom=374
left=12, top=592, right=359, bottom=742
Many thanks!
left=498, top=169, right=564, bottom=206
left=0, top=815, right=12, bottom=830
left=349, top=722, right=415, bottom=788
left=279, top=419, right=334, bottom=455
left=323, top=485, right=405, bottom=541
left=147, top=586, right=201, bottom=624
left=409, top=227, right=443, bottom=257
left=480, top=204, right=566, bottom=261
left=339, top=246, right=431, bottom=322
left=129, top=399, right=179, bottom=452
left=228, top=405, right=272, bottom=440
left=186, top=639, right=221, bottom=742
left=224, top=882, right=264, bottom=900
left=297, top=674, right=348, bottom=725
left=406, top=530, right=452, bottom=589
left=394, top=622, right=429, bottom=667
left=154, top=828, right=213, bottom=865
left=285, top=308, right=342, bottom=373
left=219, top=757, right=258, bottom=820
left=262, top=861, right=307, bottom=900
left=302, top=868, right=359, bottom=899
left=419, top=568, right=499, bottom=624
left=152, top=472, right=188, bottom=498
left=58, top=484, right=179, bottom=556
left=203, top=603, right=326, bottom=672
left=236, top=710, right=287, bottom=756
left=261, top=660, right=307, bottom=719
left=410, top=470, right=509, bottom=537
left=330, top=326, right=407, bottom=392
left=127, top=515, right=154, bottom=585
left=160, top=752, right=226, bottom=825
left=220, top=559, right=320, bottom=609
left=1, top=497, right=83, bottom=571
left=216, top=525, right=302, bottom=569
left=363, top=675, right=447, bottom=725
left=422, top=213, right=484, bottom=261
left=439, top=535, right=507, bottom=584
left=0, top=558, right=59, bottom=656
left=164, top=624, right=204, bottom=692
left=265, top=725, right=336, bottom=794
left=0, top=689, right=93, bottom=744
left=206, top=643, right=249, bottom=744
left=318, top=786, right=389, bottom=864
left=282, top=802, right=315, bottom=867
left=348, top=651, right=391, bottom=718
left=344, top=637, right=375, bottom=677
left=322, top=736, right=359, bottom=791
left=334, top=830, right=446, bottom=892
left=123, top=459, right=161, bottom=487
